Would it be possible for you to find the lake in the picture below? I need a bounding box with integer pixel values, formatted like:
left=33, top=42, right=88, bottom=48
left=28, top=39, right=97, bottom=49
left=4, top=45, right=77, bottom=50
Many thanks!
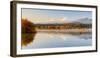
left=22, top=31, right=92, bottom=49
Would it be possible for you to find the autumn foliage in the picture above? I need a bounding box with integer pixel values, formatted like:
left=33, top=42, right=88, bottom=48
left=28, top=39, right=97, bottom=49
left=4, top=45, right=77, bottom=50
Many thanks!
left=21, top=19, right=37, bottom=46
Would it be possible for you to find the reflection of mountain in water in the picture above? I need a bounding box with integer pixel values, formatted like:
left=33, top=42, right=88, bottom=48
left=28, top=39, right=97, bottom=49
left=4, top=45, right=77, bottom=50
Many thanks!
left=21, top=17, right=92, bottom=48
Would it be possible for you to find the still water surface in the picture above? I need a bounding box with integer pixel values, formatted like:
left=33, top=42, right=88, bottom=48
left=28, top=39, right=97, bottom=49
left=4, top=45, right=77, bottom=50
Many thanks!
left=22, top=32, right=92, bottom=49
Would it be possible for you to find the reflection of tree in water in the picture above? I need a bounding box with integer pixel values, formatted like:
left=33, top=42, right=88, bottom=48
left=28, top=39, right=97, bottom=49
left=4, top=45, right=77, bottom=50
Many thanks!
left=21, top=19, right=37, bottom=46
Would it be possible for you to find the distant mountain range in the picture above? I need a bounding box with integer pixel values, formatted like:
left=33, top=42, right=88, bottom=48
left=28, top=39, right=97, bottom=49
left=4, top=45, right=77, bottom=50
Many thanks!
left=35, top=17, right=92, bottom=24
left=73, top=18, right=92, bottom=24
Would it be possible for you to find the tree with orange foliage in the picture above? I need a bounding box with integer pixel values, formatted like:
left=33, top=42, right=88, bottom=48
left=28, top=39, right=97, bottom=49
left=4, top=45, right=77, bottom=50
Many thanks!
left=21, top=19, right=37, bottom=46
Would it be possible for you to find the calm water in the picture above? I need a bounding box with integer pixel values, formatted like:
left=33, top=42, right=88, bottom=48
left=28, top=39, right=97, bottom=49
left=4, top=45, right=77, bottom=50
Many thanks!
left=22, top=32, right=92, bottom=49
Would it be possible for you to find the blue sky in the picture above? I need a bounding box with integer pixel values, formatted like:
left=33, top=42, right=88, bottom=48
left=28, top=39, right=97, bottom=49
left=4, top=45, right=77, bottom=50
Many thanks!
left=22, top=8, right=92, bottom=23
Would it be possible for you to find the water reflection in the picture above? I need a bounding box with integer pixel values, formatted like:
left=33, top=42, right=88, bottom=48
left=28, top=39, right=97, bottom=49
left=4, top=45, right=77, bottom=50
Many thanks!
left=22, top=32, right=92, bottom=49
left=21, top=33, right=36, bottom=46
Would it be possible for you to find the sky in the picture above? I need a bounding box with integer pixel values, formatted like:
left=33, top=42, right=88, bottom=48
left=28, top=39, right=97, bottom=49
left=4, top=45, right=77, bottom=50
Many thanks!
left=22, top=8, right=92, bottom=24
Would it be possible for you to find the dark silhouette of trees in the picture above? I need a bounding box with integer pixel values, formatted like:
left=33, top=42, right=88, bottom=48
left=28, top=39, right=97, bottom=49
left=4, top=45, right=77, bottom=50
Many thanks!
left=35, top=23, right=92, bottom=29
left=21, top=19, right=37, bottom=46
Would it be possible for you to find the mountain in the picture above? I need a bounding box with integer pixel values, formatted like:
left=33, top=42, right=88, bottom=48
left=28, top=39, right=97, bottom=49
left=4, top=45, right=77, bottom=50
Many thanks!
left=74, top=18, right=92, bottom=24
left=34, top=17, right=72, bottom=24
left=34, top=17, right=92, bottom=24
